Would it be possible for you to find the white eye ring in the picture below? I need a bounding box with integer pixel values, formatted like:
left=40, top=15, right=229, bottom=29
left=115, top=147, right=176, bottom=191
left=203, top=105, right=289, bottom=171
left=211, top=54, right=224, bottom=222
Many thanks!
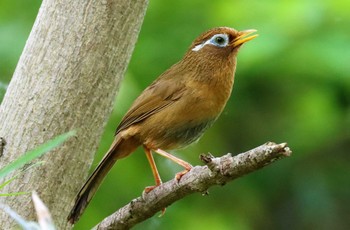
left=209, top=34, right=229, bottom=47
left=192, top=33, right=229, bottom=52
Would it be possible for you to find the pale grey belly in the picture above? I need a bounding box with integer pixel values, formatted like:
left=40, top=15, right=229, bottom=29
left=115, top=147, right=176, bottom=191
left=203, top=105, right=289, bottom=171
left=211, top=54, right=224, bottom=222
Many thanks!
left=161, top=119, right=216, bottom=149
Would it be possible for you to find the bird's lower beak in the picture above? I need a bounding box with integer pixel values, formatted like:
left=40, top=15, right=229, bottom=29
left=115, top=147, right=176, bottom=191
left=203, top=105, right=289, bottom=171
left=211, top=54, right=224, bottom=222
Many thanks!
left=233, top=29, right=258, bottom=47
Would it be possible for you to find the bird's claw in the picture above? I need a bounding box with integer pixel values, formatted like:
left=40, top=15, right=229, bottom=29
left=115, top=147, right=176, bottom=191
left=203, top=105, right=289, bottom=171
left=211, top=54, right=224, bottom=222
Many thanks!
left=142, top=185, right=167, bottom=217
left=144, top=185, right=158, bottom=194
left=175, top=168, right=191, bottom=181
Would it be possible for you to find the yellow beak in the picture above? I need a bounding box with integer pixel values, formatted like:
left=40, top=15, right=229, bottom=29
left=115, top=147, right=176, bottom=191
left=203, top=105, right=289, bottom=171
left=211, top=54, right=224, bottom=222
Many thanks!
left=233, top=29, right=258, bottom=47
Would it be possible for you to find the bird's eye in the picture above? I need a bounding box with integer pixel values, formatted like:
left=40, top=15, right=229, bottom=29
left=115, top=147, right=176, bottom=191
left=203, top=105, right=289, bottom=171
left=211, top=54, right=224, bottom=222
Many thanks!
left=192, top=33, right=229, bottom=51
left=215, top=36, right=225, bottom=44
left=210, top=34, right=229, bottom=47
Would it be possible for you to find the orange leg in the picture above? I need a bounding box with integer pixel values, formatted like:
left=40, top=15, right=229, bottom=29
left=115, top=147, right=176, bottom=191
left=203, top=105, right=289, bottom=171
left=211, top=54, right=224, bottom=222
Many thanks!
left=144, top=147, right=162, bottom=193
left=154, top=149, right=193, bottom=180
left=144, top=147, right=166, bottom=216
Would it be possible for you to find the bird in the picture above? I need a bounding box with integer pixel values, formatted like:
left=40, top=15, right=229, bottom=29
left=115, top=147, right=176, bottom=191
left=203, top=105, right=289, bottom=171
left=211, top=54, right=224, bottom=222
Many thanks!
left=68, top=26, right=258, bottom=224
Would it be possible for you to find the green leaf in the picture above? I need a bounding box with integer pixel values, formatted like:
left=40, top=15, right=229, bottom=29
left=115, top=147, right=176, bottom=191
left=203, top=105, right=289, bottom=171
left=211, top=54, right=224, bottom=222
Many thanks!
left=0, top=130, right=76, bottom=178
left=0, top=192, right=30, bottom=197
left=0, top=161, right=44, bottom=190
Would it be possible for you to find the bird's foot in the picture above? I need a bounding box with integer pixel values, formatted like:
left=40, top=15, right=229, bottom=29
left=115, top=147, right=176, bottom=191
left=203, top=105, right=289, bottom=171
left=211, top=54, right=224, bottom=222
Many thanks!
left=142, top=185, right=167, bottom=216
left=144, top=185, right=158, bottom=193
left=175, top=167, right=192, bottom=181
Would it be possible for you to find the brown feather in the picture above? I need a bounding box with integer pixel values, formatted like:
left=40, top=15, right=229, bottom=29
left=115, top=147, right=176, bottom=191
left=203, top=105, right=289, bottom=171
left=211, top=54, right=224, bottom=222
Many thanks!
left=116, top=78, right=186, bottom=134
left=67, top=134, right=139, bottom=223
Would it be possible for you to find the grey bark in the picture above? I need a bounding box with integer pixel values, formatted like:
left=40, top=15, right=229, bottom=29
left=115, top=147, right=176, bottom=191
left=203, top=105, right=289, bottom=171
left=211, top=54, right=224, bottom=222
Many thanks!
left=93, top=142, right=292, bottom=230
left=0, top=0, right=148, bottom=229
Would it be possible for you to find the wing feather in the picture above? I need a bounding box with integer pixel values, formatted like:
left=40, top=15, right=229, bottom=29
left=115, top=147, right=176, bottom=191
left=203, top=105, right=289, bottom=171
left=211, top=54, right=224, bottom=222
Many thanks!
left=115, top=79, right=185, bottom=134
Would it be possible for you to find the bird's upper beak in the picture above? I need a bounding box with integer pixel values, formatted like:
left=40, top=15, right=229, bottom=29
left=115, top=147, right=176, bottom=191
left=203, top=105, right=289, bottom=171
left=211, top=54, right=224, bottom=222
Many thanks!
left=232, top=29, right=258, bottom=47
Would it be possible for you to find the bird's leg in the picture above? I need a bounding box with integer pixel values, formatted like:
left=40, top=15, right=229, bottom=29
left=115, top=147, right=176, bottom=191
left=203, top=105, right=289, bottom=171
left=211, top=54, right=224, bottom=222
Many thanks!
left=143, top=147, right=166, bottom=216
left=154, top=149, right=193, bottom=181
left=144, top=147, right=162, bottom=193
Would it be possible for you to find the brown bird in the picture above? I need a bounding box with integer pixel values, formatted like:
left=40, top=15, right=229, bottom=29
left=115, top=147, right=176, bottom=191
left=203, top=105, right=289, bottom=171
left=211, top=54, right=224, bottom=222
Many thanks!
left=68, top=27, right=257, bottom=223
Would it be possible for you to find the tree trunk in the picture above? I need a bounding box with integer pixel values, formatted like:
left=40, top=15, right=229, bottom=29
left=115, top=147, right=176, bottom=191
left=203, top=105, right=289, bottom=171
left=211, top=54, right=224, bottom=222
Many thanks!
left=0, top=0, right=148, bottom=229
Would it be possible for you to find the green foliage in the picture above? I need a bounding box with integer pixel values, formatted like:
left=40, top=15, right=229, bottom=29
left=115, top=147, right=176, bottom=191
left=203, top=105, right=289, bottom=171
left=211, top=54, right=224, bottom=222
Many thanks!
left=0, top=130, right=76, bottom=179
left=0, top=130, right=75, bottom=197
left=0, top=0, right=349, bottom=229
left=0, top=162, right=43, bottom=196
left=0, top=131, right=74, bottom=229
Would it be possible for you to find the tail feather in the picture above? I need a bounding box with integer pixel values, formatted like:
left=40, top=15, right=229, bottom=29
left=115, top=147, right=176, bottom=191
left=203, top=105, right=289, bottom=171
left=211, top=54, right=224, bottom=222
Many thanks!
left=67, top=136, right=138, bottom=224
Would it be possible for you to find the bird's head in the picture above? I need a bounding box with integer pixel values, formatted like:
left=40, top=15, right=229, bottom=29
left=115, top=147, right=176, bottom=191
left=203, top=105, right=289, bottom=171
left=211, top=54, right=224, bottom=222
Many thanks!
left=185, top=27, right=258, bottom=61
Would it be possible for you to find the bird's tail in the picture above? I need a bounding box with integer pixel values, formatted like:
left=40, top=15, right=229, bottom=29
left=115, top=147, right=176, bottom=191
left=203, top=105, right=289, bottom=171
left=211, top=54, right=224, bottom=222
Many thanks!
left=67, top=136, right=139, bottom=224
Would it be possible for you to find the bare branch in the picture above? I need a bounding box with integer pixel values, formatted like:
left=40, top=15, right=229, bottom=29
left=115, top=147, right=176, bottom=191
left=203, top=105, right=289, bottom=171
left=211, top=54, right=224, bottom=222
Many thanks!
left=92, top=142, right=292, bottom=230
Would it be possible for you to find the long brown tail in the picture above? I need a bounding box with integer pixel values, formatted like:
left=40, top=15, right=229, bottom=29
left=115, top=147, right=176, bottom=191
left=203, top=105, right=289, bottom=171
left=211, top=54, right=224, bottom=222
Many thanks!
left=67, top=136, right=138, bottom=224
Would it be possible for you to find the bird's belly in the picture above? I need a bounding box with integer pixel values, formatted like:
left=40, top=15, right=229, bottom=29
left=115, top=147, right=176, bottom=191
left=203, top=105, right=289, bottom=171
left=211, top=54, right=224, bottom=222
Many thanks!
left=163, top=119, right=215, bottom=148
left=140, top=97, right=219, bottom=150
left=141, top=118, right=216, bottom=150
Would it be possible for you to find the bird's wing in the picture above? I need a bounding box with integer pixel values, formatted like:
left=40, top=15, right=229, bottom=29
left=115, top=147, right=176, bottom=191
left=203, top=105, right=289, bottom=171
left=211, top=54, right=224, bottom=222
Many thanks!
left=115, top=78, right=185, bottom=134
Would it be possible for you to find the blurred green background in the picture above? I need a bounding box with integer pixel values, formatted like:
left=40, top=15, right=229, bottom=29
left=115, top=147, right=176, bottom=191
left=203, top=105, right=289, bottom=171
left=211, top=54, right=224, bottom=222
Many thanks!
left=1, top=0, right=349, bottom=229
